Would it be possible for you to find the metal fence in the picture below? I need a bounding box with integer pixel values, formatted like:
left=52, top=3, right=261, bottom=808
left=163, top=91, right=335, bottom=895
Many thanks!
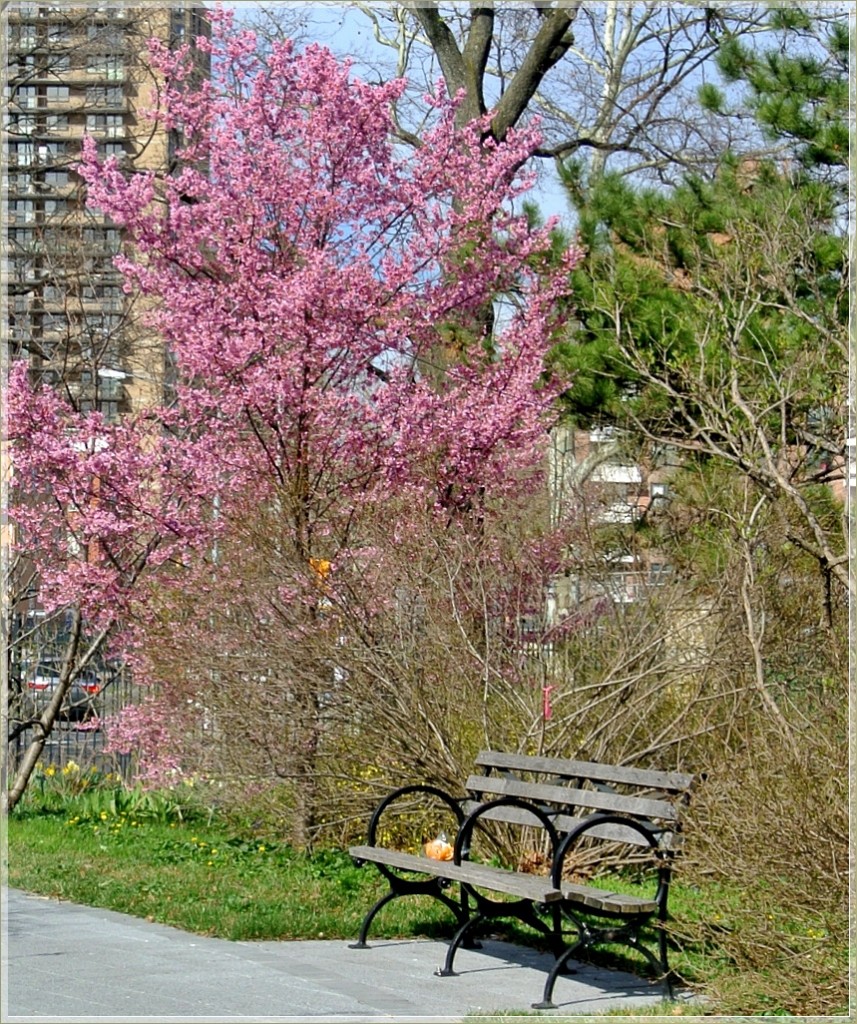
left=6, top=665, right=140, bottom=782
left=6, top=603, right=142, bottom=783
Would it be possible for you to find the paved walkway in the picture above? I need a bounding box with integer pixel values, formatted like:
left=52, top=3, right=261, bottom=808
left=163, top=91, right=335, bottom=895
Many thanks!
left=2, top=888, right=680, bottom=1021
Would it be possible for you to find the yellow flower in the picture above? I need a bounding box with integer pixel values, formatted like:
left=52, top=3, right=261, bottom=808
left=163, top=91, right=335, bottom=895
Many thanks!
left=45, top=766, right=56, bottom=777
left=258, top=845, right=266, bottom=853
left=100, top=811, right=108, bottom=820
left=207, top=860, right=213, bottom=866
left=63, top=760, right=80, bottom=775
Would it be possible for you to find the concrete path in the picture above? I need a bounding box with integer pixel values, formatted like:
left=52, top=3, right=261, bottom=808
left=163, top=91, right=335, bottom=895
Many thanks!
left=2, top=887, right=679, bottom=1021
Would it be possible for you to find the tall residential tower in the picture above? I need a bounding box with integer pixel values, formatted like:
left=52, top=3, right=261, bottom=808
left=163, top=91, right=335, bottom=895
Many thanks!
left=5, top=2, right=209, bottom=414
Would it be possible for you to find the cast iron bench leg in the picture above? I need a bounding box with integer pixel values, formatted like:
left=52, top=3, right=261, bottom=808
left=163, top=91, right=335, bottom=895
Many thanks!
left=532, top=935, right=585, bottom=1010
left=435, top=912, right=485, bottom=977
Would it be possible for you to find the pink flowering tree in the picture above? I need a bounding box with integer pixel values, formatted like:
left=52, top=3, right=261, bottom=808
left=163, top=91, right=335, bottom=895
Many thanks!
left=6, top=12, right=580, bottom=823
left=4, top=373, right=225, bottom=811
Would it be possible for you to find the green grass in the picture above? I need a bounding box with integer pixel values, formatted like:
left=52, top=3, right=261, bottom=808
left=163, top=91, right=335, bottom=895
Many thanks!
left=5, top=785, right=456, bottom=943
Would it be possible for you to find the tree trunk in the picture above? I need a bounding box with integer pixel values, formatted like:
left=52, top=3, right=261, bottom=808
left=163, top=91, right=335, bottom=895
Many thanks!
left=4, top=609, right=82, bottom=815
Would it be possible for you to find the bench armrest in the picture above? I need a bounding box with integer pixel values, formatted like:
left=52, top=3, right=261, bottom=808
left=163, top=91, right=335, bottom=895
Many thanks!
left=366, top=783, right=466, bottom=847
left=550, top=812, right=673, bottom=914
left=453, top=795, right=561, bottom=866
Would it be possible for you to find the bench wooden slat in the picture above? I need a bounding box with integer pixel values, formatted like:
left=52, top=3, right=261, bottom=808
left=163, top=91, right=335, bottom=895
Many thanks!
left=561, top=882, right=658, bottom=914
left=348, top=846, right=561, bottom=903
left=475, top=750, right=694, bottom=793
left=465, top=773, right=679, bottom=822
left=460, top=800, right=667, bottom=848
left=349, top=846, right=657, bottom=915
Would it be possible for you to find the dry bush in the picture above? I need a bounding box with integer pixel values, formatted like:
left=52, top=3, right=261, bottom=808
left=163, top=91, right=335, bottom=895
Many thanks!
left=675, top=699, right=848, bottom=1015
left=661, top=501, right=850, bottom=1016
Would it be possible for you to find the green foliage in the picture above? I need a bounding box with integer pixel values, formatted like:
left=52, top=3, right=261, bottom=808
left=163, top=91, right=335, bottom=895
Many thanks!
left=555, top=3, right=848, bottom=437
left=714, top=7, right=849, bottom=176
left=554, top=144, right=846, bottom=444
left=697, top=81, right=726, bottom=115
left=22, top=761, right=214, bottom=825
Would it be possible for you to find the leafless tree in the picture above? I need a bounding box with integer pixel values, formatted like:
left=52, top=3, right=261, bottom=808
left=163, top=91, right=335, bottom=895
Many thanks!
left=252, top=2, right=773, bottom=189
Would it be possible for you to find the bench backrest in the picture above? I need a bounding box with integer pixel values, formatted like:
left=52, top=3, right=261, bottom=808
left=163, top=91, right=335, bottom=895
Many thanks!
left=464, top=750, right=695, bottom=850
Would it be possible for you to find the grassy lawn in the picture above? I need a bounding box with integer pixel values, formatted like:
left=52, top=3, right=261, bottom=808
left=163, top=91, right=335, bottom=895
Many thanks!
left=6, top=792, right=455, bottom=943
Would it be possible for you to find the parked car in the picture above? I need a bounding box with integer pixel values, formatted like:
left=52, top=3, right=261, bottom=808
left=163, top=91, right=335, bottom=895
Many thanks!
left=25, top=664, right=101, bottom=724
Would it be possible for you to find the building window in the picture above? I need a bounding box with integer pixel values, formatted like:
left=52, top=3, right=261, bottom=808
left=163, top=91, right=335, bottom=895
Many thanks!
left=98, top=141, right=125, bottom=159
left=8, top=171, right=33, bottom=192
left=83, top=227, right=122, bottom=251
left=83, top=314, right=122, bottom=336
left=87, top=23, right=125, bottom=46
left=7, top=113, right=37, bottom=134
left=9, top=228, right=36, bottom=249
left=191, top=11, right=210, bottom=39
left=10, top=141, right=35, bottom=165
left=37, top=140, right=69, bottom=160
left=10, top=23, right=38, bottom=47
left=43, top=169, right=70, bottom=187
left=9, top=321, right=33, bottom=345
left=45, top=85, right=70, bottom=103
left=44, top=197, right=69, bottom=217
left=87, top=85, right=124, bottom=106
left=46, top=23, right=72, bottom=44
left=87, top=54, right=125, bottom=79
left=42, top=312, right=68, bottom=334
left=82, top=285, right=124, bottom=310
left=15, top=86, right=38, bottom=108
left=44, top=113, right=70, bottom=132
left=12, top=200, right=36, bottom=224
left=98, top=375, right=123, bottom=400
left=86, top=113, right=124, bottom=137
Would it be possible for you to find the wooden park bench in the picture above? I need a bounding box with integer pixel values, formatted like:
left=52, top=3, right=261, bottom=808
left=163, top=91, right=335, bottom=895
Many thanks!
left=349, top=749, right=696, bottom=1010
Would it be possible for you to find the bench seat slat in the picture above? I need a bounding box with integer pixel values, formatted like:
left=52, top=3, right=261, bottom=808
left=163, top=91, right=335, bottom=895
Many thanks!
left=349, top=846, right=658, bottom=914
left=466, top=774, right=679, bottom=822
left=348, top=846, right=561, bottom=902
left=561, top=883, right=658, bottom=914
left=475, top=750, right=694, bottom=793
